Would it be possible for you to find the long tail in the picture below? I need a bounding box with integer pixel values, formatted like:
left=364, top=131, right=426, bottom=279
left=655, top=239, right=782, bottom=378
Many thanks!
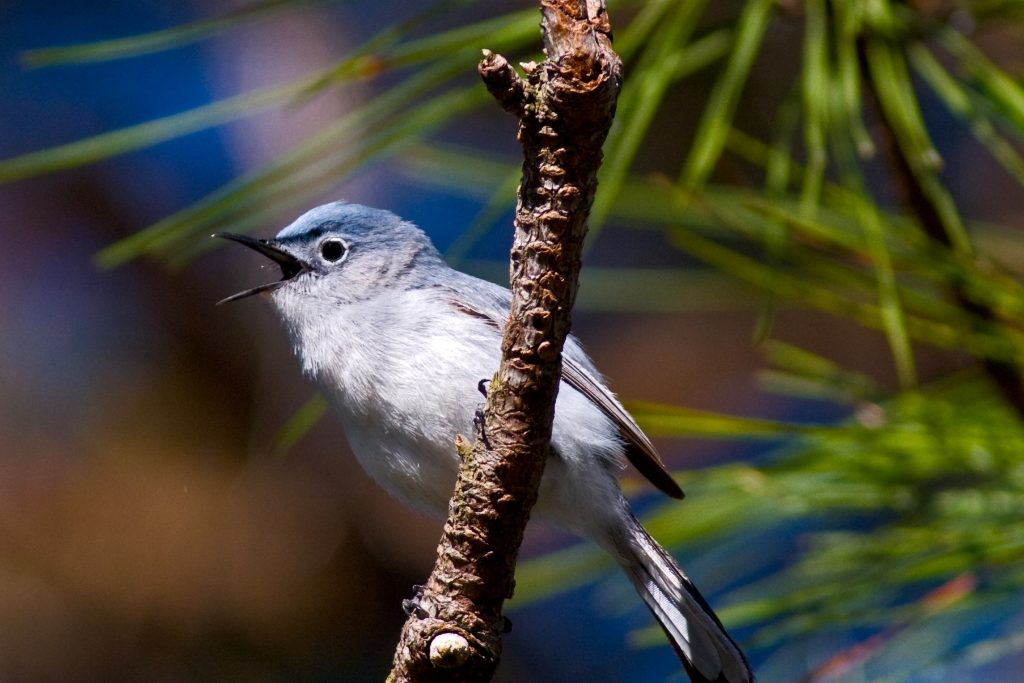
left=611, top=514, right=753, bottom=683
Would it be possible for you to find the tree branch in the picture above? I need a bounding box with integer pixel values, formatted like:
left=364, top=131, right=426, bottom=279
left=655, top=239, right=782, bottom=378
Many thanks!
left=862, top=42, right=1024, bottom=418
left=387, top=2, right=621, bottom=682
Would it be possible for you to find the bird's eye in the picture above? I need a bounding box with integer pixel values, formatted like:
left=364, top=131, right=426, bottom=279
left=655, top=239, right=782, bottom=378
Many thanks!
left=320, top=238, right=348, bottom=263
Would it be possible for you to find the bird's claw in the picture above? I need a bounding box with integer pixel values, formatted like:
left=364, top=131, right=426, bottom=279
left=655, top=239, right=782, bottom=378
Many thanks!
left=473, top=408, right=491, bottom=449
left=402, top=585, right=429, bottom=619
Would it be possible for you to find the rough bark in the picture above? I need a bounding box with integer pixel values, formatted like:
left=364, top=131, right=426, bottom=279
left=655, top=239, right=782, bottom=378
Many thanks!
left=387, top=2, right=621, bottom=683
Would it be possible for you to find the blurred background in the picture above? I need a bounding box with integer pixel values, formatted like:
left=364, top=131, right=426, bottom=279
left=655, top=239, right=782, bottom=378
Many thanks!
left=4, top=0, right=1024, bottom=682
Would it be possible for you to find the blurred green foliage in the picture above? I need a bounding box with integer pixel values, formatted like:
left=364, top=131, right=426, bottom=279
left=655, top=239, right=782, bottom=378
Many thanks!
left=10, top=0, right=1024, bottom=680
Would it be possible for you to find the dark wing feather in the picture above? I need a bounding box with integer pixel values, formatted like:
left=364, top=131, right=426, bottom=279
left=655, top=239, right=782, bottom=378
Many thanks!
left=440, top=276, right=684, bottom=500
left=560, top=357, right=684, bottom=499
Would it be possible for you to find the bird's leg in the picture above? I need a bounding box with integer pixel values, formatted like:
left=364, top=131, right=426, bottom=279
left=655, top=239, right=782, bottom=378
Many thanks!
left=473, top=408, right=492, bottom=449
left=402, top=584, right=429, bottom=619
left=473, top=380, right=493, bottom=448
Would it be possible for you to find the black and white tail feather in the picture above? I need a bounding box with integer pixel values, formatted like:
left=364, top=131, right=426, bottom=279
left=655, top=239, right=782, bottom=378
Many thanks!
left=613, top=514, right=754, bottom=683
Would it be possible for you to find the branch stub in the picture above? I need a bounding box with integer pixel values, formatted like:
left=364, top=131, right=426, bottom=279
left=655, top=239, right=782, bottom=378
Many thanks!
left=429, top=633, right=471, bottom=669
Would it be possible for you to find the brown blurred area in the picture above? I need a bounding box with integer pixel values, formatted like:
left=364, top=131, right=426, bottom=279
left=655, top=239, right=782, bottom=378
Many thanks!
left=0, top=4, right=440, bottom=681
left=0, top=188, right=410, bottom=682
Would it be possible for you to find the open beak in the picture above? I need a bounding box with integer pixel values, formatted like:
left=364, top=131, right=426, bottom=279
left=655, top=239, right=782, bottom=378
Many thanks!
left=214, top=233, right=310, bottom=305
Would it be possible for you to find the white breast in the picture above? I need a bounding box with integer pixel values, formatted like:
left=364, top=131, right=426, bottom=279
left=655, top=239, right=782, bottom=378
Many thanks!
left=291, top=287, right=627, bottom=539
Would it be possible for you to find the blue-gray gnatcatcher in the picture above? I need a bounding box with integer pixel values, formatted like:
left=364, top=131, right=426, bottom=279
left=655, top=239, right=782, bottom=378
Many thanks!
left=217, top=202, right=752, bottom=683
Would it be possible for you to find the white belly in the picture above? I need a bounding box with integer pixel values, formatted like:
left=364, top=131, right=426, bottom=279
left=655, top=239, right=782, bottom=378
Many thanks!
left=305, top=291, right=627, bottom=538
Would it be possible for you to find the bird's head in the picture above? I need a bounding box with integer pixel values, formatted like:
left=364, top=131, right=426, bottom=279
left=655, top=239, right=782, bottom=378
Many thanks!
left=215, top=202, right=444, bottom=317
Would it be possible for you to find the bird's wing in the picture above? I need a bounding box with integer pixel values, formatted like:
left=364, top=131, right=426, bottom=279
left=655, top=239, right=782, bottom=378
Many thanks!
left=440, top=275, right=684, bottom=500
left=559, top=357, right=684, bottom=499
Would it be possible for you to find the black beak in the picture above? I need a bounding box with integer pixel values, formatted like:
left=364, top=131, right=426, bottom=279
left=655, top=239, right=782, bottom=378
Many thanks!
left=214, top=233, right=310, bottom=305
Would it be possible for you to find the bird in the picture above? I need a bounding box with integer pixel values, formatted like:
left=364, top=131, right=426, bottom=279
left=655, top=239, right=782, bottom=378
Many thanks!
left=216, top=201, right=753, bottom=683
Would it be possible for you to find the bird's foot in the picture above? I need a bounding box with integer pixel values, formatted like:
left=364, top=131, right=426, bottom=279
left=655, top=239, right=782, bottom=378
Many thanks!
left=402, top=584, right=429, bottom=619
left=473, top=408, right=491, bottom=449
